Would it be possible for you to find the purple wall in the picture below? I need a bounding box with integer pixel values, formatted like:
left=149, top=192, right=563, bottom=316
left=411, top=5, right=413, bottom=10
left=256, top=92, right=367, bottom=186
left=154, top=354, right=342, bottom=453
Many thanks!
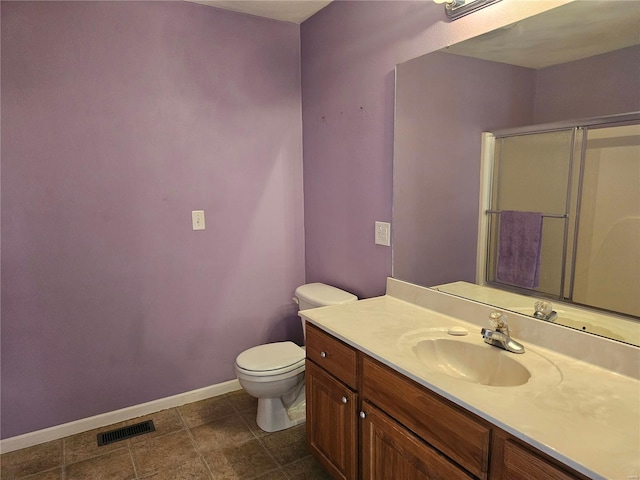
left=1, top=1, right=304, bottom=438
left=1, top=0, right=574, bottom=439
left=300, top=1, right=566, bottom=299
left=534, top=44, right=640, bottom=123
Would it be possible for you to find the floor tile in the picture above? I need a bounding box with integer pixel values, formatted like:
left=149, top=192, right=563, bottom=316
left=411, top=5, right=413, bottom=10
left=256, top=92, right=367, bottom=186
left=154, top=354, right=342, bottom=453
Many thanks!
left=19, top=467, right=63, bottom=480
left=253, top=469, right=287, bottom=480
left=0, top=440, right=62, bottom=480
left=237, top=410, right=268, bottom=439
left=178, top=396, right=235, bottom=428
left=64, top=423, right=127, bottom=464
left=201, top=438, right=278, bottom=479
left=260, top=425, right=309, bottom=467
left=65, top=449, right=135, bottom=480
left=136, top=461, right=212, bottom=479
left=282, top=456, right=333, bottom=480
left=225, top=390, right=258, bottom=414
left=0, top=390, right=329, bottom=480
left=125, top=408, right=184, bottom=444
left=190, top=414, right=255, bottom=452
left=130, top=430, right=204, bottom=478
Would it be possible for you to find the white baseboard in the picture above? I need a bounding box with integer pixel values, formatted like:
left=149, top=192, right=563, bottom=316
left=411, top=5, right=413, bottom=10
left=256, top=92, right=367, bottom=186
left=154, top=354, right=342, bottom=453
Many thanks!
left=0, top=379, right=241, bottom=454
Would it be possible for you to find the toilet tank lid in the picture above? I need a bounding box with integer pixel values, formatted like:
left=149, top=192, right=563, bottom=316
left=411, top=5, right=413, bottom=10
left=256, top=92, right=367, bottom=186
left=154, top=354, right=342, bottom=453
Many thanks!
left=295, top=283, right=358, bottom=306
left=236, top=342, right=305, bottom=372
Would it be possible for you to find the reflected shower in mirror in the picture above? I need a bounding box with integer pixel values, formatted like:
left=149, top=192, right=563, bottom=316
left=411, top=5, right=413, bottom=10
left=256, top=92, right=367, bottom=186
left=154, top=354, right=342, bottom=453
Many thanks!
left=482, top=122, right=640, bottom=319
left=392, top=1, right=640, bottom=346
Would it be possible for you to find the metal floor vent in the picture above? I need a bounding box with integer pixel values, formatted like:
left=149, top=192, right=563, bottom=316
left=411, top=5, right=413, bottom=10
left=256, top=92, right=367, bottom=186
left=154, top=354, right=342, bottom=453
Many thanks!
left=97, top=420, right=155, bottom=446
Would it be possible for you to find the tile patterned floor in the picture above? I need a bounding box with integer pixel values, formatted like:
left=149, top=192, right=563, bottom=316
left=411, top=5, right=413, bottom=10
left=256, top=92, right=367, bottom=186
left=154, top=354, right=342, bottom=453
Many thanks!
left=0, top=390, right=332, bottom=480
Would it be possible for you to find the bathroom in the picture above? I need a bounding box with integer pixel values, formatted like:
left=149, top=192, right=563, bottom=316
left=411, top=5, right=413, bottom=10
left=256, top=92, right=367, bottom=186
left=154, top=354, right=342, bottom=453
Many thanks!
left=2, top=0, right=639, bottom=478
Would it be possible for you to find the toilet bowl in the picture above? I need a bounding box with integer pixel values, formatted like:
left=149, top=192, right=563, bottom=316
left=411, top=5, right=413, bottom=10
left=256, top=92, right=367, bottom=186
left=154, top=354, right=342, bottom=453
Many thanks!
left=234, top=283, right=357, bottom=432
left=236, top=341, right=306, bottom=432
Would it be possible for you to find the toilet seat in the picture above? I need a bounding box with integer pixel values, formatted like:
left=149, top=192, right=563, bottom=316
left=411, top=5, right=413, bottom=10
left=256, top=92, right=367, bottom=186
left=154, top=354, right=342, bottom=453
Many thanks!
left=235, top=341, right=305, bottom=377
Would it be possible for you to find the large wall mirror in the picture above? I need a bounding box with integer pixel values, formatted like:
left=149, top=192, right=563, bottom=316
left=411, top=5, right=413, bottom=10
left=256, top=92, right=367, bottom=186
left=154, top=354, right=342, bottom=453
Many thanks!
left=393, top=0, right=640, bottom=346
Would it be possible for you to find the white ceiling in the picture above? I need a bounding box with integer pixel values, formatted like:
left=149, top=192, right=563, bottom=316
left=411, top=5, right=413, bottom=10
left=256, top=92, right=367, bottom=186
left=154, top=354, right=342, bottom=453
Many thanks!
left=186, top=0, right=332, bottom=24
left=444, top=1, right=640, bottom=69
left=185, top=0, right=640, bottom=69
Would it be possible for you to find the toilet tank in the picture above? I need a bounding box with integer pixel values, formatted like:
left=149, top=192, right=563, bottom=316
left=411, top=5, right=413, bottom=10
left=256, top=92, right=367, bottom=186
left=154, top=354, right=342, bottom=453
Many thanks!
left=295, top=283, right=357, bottom=310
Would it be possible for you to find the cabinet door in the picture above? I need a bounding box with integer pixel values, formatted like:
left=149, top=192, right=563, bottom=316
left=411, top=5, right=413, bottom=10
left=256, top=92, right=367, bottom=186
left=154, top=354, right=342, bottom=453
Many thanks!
left=361, top=401, right=474, bottom=480
left=306, top=360, right=357, bottom=480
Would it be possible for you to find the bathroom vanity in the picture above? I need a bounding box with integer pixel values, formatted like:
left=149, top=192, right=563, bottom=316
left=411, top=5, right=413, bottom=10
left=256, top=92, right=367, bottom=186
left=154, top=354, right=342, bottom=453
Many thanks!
left=301, top=278, right=640, bottom=480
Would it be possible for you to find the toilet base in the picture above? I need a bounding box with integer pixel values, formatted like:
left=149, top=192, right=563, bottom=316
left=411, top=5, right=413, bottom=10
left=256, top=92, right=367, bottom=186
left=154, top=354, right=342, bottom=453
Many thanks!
left=256, top=387, right=306, bottom=433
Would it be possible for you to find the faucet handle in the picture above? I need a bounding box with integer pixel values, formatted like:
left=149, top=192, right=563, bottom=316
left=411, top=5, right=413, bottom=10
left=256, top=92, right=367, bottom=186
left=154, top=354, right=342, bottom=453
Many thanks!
left=534, top=300, right=553, bottom=316
left=489, top=312, right=503, bottom=328
left=489, top=311, right=508, bottom=331
left=533, top=300, right=558, bottom=322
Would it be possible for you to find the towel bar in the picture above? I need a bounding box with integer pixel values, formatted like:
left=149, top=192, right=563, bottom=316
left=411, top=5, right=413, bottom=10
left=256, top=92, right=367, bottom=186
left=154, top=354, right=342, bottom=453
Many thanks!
left=485, top=210, right=568, bottom=219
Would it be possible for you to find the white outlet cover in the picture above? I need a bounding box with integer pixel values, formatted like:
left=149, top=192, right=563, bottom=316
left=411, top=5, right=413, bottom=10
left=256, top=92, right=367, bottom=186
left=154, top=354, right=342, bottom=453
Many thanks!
left=375, top=221, right=391, bottom=246
left=192, top=210, right=205, bottom=230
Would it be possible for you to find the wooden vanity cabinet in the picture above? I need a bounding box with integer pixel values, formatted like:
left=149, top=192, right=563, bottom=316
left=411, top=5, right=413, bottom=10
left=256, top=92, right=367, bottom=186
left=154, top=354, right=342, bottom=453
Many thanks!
left=305, top=324, right=590, bottom=480
left=305, top=324, right=358, bottom=480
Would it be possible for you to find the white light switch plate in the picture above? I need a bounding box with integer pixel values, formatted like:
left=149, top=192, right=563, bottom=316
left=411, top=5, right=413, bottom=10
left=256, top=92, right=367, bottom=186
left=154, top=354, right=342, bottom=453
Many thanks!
left=192, top=210, right=205, bottom=230
left=375, top=221, right=391, bottom=246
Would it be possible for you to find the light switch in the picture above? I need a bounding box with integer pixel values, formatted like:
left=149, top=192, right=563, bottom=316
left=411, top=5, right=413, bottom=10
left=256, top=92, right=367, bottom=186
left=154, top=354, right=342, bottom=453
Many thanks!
left=375, top=221, right=391, bottom=246
left=192, top=210, right=205, bottom=230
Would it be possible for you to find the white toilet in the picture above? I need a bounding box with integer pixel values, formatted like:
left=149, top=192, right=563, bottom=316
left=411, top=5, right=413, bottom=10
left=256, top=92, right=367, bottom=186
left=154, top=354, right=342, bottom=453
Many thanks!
left=235, top=283, right=357, bottom=432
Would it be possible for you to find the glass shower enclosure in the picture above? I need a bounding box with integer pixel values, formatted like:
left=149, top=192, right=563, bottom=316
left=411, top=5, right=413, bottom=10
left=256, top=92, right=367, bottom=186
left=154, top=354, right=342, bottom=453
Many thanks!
left=485, top=117, right=640, bottom=318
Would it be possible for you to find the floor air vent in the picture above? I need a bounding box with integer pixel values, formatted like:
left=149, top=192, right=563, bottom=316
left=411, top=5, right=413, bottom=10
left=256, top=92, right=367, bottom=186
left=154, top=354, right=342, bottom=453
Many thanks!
left=97, top=420, right=155, bottom=446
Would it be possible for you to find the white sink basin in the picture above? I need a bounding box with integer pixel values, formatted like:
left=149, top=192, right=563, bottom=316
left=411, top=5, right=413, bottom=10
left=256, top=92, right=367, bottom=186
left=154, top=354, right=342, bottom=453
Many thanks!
left=414, top=338, right=531, bottom=387
left=398, top=327, right=563, bottom=388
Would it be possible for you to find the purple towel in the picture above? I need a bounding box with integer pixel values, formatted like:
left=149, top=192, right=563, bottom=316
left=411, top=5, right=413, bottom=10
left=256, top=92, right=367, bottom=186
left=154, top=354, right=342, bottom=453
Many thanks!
left=496, top=211, right=544, bottom=289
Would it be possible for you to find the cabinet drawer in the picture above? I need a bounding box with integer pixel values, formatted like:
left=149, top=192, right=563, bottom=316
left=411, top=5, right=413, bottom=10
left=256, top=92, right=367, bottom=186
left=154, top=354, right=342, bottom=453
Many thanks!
left=362, top=355, right=490, bottom=479
left=501, top=440, right=583, bottom=480
left=306, top=323, right=357, bottom=389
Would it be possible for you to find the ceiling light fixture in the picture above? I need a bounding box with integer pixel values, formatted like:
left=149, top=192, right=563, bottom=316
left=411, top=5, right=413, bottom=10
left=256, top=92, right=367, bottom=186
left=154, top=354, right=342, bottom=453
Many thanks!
left=433, top=0, right=502, bottom=20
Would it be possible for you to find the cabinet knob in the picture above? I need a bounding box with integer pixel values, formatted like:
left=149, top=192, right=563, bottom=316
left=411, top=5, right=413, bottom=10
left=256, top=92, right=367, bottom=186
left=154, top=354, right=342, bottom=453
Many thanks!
left=320, top=351, right=327, bottom=358
left=341, top=396, right=348, bottom=404
left=359, top=411, right=366, bottom=419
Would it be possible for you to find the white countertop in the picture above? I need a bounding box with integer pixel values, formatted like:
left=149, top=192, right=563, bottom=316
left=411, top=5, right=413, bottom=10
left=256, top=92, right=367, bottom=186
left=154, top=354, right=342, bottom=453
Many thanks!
left=301, top=292, right=640, bottom=480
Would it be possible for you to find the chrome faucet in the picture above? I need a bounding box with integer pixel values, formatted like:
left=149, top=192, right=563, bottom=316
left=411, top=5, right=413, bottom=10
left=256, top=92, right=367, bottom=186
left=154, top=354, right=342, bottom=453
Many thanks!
left=533, top=300, right=558, bottom=322
left=481, top=312, right=525, bottom=354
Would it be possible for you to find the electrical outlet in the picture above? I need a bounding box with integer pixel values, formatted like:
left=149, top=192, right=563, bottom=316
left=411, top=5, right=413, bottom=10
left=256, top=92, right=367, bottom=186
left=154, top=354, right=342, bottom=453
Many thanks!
left=375, top=221, right=391, bottom=246
left=192, top=210, right=205, bottom=230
